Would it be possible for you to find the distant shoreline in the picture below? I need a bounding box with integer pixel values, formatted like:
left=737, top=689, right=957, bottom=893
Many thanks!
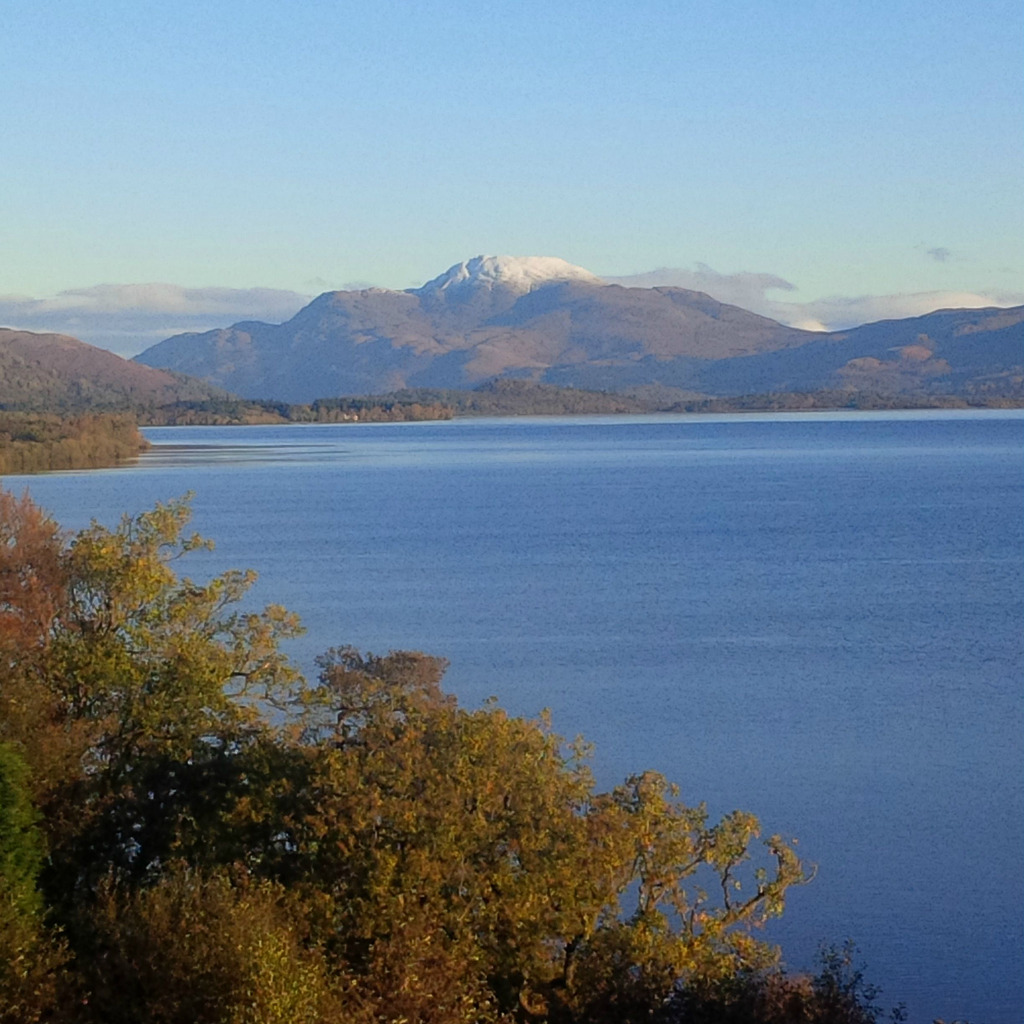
left=135, top=382, right=1024, bottom=427
left=4, top=389, right=1021, bottom=478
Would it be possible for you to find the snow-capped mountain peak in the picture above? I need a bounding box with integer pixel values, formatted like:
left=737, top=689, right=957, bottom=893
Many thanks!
left=414, top=255, right=603, bottom=297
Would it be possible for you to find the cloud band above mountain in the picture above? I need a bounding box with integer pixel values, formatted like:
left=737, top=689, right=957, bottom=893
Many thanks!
left=604, top=266, right=1024, bottom=333
left=2, top=267, right=1021, bottom=357
left=0, top=285, right=313, bottom=357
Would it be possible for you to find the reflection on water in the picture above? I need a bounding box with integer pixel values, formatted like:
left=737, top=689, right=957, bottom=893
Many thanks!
left=141, top=442, right=343, bottom=466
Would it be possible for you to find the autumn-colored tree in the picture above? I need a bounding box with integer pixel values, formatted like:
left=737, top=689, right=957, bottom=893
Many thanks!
left=81, top=866, right=339, bottom=1024
left=660, top=942, right=907, bottom=1024
left=0, top=412, right=147, bottom=475
left=0, top=493, right=302, bottom=927
left=277, top=648, right=807, bottom=1023
left=0, top=489, right=816, bottom=1024
left=0, top=490, right=66, bottom=665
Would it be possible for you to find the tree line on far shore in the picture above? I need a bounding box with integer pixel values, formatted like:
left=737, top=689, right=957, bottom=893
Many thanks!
left=136, top=381, right=1024, bottom=425
left=0, top=398, right=452, bottom=476
left=0, top=413, right=148, bottom=476
left=5, top=379, right=1019, bottom=478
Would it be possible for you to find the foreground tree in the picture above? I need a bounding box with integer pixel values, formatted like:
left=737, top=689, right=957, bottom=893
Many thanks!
left=275, top=648, right=807, bottom=1022
left=0, top=495, right=303, bottom=936
left=0, top=490, right=815, bottom=1023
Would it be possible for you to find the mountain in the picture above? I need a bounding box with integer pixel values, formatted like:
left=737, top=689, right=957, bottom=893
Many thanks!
left=695, top=305, right=1024, bottom=398
left=134, top=256, right=1024, bottom=402
left=544, top=304, right=1024, bottom=399
left=0, top=328, right=228, bottom=412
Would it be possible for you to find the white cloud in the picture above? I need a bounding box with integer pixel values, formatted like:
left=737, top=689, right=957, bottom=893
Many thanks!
left=786, top=317, right=831, bottom=333
left=0, top=284, right=312, bottom=357
left=602, top=264, right=1024, bottom=332
left=337, top=279, right=379, bottom=292
left=771, top=288, right=1024, bottom=331
left=605, top=263, right=795, bottom=313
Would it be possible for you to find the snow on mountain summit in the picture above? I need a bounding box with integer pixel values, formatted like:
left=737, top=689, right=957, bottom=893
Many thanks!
left=414, top=255, right=603, bottom=297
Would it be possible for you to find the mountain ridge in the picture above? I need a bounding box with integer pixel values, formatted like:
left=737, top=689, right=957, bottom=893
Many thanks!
left=133, top=256, right=1024, bottom=403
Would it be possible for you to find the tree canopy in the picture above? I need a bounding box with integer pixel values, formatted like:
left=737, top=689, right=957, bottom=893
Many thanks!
left=0, top=489, right=912, bottom=1024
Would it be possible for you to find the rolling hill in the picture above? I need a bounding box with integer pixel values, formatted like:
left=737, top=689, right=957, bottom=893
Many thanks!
left=0, top=328, right=228, bottom=411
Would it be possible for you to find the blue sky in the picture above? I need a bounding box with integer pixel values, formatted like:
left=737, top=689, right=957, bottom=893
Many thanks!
left=2, top=0, right=1022, bottom=352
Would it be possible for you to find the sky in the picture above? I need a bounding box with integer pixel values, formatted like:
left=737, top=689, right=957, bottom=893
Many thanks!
left=2, top=0, right=1022, bottom=355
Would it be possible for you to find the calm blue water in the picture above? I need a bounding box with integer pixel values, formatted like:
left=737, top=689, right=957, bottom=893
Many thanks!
left=8, top=412, right=1023, bottom=1023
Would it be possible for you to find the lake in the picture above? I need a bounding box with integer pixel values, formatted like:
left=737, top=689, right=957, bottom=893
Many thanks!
left=8, top=411, right=1023, bottom=1023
